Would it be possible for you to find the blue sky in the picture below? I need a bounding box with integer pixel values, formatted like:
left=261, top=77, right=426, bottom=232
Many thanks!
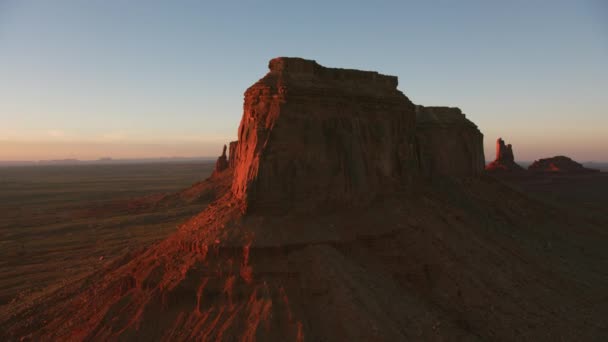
left=1, top=0, right=607, bottom=161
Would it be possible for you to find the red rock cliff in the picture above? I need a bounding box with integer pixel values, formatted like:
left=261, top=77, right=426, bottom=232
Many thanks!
left=415, top=106, right=485, bottom=177
left=231, top=57, right=418, bottom=211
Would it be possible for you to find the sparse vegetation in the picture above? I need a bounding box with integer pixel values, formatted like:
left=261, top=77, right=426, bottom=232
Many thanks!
left=0, top=162, right=214, bottom=305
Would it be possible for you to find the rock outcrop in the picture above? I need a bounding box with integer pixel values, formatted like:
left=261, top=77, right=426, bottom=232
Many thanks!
left=415, top=106, right=485, bottom=177
left=213, top=144, right=229, bottom=174
left=485, top=138, right=524, bottom=172
left=228, top=140, right=238, bottom=169
left=231, top=57, right=418, bottom=211
left=528, top=156, right=599, bottom=173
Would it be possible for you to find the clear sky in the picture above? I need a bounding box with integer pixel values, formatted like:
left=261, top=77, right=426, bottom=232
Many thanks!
left=1, top=0, right=607, bottom=161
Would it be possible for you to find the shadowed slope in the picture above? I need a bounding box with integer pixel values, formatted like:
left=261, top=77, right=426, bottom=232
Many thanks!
left=3, top=176, right=607, bottom=341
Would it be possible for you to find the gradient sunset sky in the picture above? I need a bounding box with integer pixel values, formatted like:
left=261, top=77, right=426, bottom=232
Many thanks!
left=1, top=1, right=607, bottom=161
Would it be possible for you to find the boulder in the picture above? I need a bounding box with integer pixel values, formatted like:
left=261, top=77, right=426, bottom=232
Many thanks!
left=485, top=138, right=524, bottom=172
left=415, top=106, right=485, bottom=177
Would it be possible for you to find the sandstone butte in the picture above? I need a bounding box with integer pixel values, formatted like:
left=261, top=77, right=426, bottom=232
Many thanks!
left=528, top=155, right=599, bottom=173
left=230, top=57, right=484, bottom=212
left=2, top=58, right=606, bottom=341
left=485, top=137, right=524, bottom=172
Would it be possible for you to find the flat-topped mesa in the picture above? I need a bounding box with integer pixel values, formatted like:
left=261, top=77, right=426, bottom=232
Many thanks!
left=485, top=138, right=524, bottom=172
left=415, top=106, right=485, bottom=177
left=266, top=57, right=399, bottom=91
left=528, top=156, right=599, bottom=173
left=232, top=57, right=418, bottom=212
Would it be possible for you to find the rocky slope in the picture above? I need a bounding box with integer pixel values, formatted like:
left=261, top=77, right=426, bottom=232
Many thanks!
left=1, top=58, right=606, bottom=341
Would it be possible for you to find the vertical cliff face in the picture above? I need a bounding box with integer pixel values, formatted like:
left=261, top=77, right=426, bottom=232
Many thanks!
left=231, top=57, right=418, bottom=211
left=415, top=106, right=485, bottom=177
left=496, top=138, right=514, bottom=162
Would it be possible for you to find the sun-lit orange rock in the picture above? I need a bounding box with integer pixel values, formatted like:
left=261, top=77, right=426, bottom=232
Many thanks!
left=228, top=140, right=238, bottom=169
left=485, top=138, right=524, bottom=172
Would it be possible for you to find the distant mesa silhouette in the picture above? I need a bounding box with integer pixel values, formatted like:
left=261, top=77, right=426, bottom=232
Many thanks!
left=485, top=138, right=524, bottom=172
left=528, top=155, right=599, bottom=173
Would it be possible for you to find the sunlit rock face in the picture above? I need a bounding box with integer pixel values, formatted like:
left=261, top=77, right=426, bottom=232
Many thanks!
left=415, top=106, right=485, bottom=177
left=231, top=57, right=418, bottom=211
left=485, top=138, right=524, bottom=172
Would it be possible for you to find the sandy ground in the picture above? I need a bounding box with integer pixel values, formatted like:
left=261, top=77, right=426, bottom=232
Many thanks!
left=1, top=169, right=607, bottom=340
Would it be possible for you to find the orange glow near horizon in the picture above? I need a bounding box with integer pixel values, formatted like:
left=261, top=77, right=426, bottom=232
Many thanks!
left=1, top=134, right=606, bottom=162
left=0, top=140, right=229, bottom=161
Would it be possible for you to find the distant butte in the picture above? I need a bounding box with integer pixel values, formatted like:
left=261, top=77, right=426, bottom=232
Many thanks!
left=485, top=137, right=524, bottom=172
left=213, top=144, right=229, bottom=174
left=528, top=155, right=599, bottom=173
